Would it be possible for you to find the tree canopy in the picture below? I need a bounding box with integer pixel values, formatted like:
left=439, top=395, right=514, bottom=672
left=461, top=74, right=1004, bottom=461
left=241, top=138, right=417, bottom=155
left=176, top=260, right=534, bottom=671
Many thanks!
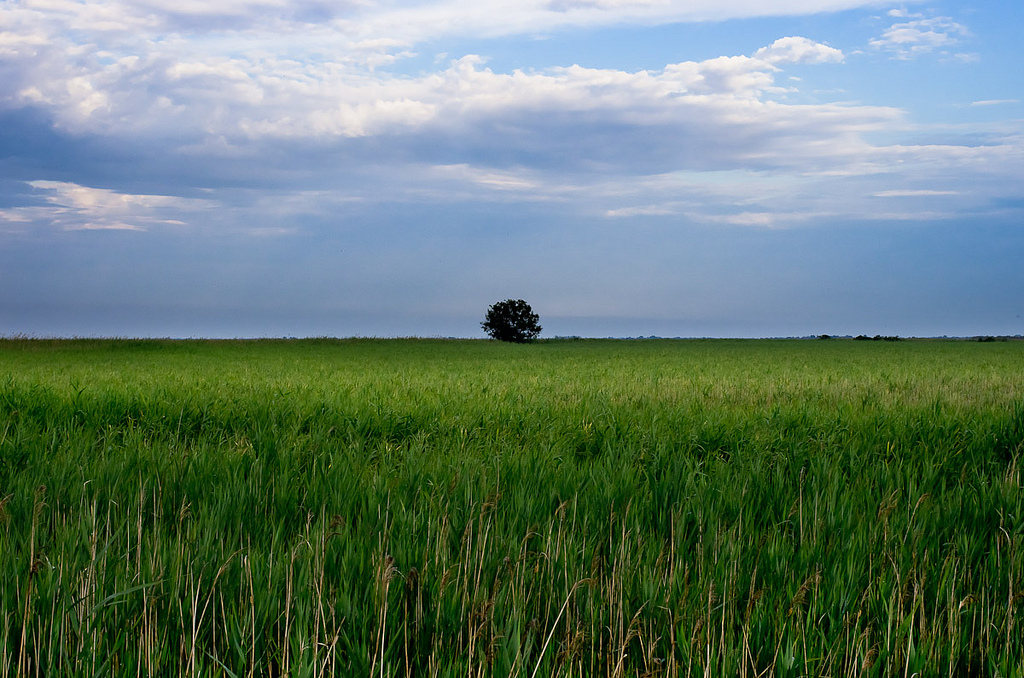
left=481, top=299, right=542, bottom=343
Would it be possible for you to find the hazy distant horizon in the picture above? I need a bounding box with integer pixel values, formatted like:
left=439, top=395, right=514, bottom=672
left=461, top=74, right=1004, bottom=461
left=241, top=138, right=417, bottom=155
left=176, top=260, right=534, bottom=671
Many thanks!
left=3, top=304, right=1019, bottom=341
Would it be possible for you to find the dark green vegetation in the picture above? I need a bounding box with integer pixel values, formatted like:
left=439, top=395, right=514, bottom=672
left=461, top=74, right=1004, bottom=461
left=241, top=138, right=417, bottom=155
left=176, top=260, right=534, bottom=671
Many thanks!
left=481, top=299, right=543, bottom=343
left=1, top=338, right=1022, bottom=677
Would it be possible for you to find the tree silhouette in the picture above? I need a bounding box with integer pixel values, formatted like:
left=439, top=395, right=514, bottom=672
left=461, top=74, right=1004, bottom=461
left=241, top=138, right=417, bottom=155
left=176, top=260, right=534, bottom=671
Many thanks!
left=481, top=299, right=542, bottom=343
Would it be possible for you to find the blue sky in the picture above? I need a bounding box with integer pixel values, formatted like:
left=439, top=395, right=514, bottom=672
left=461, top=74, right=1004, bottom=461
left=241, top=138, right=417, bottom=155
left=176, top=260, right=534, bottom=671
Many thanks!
left=1, top=0, right=1022, bottom=338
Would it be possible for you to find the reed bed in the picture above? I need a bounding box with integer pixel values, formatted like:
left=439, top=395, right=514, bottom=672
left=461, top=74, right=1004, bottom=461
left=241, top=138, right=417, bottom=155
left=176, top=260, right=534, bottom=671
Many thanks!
left=0, top=337, right=1022, bottom=676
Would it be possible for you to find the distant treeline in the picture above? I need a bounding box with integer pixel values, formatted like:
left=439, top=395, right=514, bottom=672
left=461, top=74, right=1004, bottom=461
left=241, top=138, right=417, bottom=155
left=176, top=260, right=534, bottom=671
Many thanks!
left=815, top=334, right=1022, bottom=342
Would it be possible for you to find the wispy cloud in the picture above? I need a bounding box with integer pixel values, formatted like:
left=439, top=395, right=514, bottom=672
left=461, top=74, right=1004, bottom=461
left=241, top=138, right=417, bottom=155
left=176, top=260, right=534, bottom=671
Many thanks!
left=433, top=165, right=547, bottom=192
left=605, top=204, right=679, bottom=217
left=971, top=99, right=1019, bottom=107
left=20, top=181, right=210, bottom=231
left=874, top=190, right=960, bottom=197
left=869, top=9, right=970, bottom=60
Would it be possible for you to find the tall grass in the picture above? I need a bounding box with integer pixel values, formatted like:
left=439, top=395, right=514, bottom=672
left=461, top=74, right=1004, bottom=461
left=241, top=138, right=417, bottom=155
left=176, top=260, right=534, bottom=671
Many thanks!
left=1, top=338, right=1022, bottom=676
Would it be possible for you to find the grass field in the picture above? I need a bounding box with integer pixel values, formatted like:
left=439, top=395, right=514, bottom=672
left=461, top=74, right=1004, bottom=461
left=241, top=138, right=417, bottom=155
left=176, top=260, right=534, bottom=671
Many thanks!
left=1, top=337, right=1022, bottom=677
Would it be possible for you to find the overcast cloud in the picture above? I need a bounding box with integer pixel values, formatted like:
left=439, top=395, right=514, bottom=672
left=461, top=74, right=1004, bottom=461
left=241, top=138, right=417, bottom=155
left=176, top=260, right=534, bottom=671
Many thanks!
left=1, top=0, right=1023, bottom=338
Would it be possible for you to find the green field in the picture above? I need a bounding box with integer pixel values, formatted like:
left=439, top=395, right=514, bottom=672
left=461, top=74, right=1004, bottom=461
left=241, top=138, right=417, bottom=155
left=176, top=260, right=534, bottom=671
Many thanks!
left=1, top=338, right=1022, bottom=677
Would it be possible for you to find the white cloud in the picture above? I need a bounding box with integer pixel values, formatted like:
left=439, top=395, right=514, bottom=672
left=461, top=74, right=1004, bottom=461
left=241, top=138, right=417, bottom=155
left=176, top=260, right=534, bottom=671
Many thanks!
left=66, top=221, right=148, bottom=231
left=0, top=0, right=870, bottom=184
left=605, top=204, right=679, bottom=217
left=971, top=99, right=1019, bottom=107
left=0, top=28, right=50, bottom=56
left=754, top=36, right=843, bottom=65
left=873, top=189, right=959, bottom=197
left=869, top=11, right=970, bottom=59
left=331, top=0, right=918, bottom=44
left=22, top=181, right=212, bottom=231
left=4, top=14, right=891, bottom=181
left=704, top=211, right=794, bottom=228
left=29, top=180, right=195, bottom=210
left=1, top=0, right=900, bottom=53
left=433, top=164, right=545, bottom=192
left=864, top=210, right=962, bottom=221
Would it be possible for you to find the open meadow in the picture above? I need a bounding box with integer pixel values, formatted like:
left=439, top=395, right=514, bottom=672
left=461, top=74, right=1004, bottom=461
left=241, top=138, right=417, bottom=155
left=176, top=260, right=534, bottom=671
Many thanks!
left=1, top=337, right=1022, bottom=677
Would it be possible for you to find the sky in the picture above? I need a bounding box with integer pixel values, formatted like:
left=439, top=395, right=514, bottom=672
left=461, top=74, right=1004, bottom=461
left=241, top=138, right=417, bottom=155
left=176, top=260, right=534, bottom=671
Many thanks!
left=1, top=0, right=1023, bottom=339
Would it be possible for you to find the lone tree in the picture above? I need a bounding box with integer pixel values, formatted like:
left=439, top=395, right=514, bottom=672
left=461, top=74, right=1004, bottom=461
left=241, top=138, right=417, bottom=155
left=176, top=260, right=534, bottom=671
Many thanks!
left=481, top=299, right=542, bottom=343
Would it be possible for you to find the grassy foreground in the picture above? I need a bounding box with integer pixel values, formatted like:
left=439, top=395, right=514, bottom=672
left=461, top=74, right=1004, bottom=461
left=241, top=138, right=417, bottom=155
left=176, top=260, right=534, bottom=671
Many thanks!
left=1, top=337, right=1022, bottom=677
